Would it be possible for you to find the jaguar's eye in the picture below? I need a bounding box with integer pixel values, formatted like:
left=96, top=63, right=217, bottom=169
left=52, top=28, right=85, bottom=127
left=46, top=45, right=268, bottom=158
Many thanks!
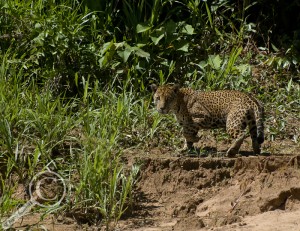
left=156, top=96, right=160, bottom=101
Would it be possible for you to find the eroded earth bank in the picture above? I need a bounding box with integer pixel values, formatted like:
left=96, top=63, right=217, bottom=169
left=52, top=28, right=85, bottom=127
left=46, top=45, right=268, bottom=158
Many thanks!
left=119, top=148, right=300, bottom=231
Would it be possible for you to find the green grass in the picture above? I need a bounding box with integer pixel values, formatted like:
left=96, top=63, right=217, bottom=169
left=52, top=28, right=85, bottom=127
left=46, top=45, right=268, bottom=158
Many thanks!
left=0, top=76, right=144, bottom=228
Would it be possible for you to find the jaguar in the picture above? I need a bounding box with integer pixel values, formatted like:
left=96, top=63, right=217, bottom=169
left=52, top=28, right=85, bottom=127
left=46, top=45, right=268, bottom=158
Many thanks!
left=151, top=84, right=264, bottom=157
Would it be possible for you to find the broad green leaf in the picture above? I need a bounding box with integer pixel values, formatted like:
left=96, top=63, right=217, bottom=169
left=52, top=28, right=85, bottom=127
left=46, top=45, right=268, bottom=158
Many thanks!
left=181, top=24, right=194, bottom=35
left=136, top=43, right=147, bottom=47
left=99, top=41, right=116, bottom=67
left=177, top=42, right=189, bottom=52
left=134, top=47, right=150, bottom=58
left=114, top=42, right=125, bottom=49
left=136, top=23, right=151, bottom=33
left=236, top=64, right=250, bottom=75
left=198, top=61, right=208, bottom=69
left=208, top=55, right=222, bottom=69
left=118, top=48, right=132, bottom=62
left=165, top=20, right=177, bottom=34
left=100, top=41, right=114, bottom=56
left=175, top=41, right=190, bottom=52
left=150, top=27, right=165, bottom=45
left=150, top=34, right=164, bottom=45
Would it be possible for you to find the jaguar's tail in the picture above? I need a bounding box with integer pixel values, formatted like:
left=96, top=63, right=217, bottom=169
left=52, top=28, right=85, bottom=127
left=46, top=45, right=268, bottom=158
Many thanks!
left=254, top=98, right=264, bottom=144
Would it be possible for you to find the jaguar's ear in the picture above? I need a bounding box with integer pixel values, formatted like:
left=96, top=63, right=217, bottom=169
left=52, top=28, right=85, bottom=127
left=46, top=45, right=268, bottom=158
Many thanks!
left=150, top=84, right=158, bottom=93
left=173, top=84, right=180, bottom=93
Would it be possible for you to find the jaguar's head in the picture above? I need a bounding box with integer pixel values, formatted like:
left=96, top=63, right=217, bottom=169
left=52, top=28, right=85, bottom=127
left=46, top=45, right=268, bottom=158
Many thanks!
left=150, top=84, right=180, bottom=114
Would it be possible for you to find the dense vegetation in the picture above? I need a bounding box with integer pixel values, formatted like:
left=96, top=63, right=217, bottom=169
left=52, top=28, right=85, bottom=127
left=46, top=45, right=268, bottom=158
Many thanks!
left=0, top=0, right=299, bottom=229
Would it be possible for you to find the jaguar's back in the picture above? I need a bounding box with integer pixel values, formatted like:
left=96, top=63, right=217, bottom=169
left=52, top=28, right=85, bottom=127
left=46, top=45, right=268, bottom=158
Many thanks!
left=151, top=84, right=264, bottom=157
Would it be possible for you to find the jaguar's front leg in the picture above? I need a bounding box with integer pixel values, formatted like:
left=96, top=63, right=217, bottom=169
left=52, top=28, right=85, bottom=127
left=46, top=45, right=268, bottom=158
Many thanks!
left=181, top=126, right=199, bottom=153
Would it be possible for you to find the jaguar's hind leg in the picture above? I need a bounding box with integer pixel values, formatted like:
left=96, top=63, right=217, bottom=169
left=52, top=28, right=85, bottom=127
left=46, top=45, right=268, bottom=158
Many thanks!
left=226, top=132, right=247, bottom=157
left=226, top=110, right=248, bottom=157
